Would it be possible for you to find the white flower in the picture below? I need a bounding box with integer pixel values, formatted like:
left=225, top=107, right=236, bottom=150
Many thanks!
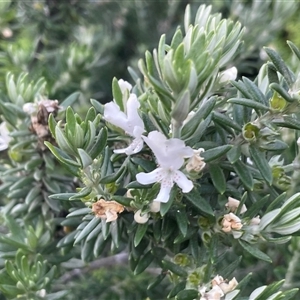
left=0, top=122, right=11, bottom=151
left=118, top=79, right=132, bottom=93
left=104, top=93, right=144, bottom=155
left=219, top=67, right=238, bottom=84
left=136, top=131, right=194, bottom=203
left=225, top=197, right=247, bottom=214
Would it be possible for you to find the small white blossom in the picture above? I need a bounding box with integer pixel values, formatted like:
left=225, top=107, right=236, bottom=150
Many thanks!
left=136, top=131, right=194, bottom=203
left=225, top=197, right=247, bottom=214
left=219, top=67, right=238, bottom=84
left=104, top=93, right=144, bottom=155
left=0, top=122, right=11, bottom=151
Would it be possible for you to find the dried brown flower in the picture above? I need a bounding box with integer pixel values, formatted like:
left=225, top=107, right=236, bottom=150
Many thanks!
left=92, top=199, right=124, bottom=222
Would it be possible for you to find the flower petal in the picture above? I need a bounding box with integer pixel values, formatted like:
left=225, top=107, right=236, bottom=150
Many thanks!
left=155, top=185, right=173, bottom=203
left=142, top=131, right=167, bottom=163
left=104, top=102, right=130, bottom=133
left=126, top=94, right=144, bottom=132
left=136, top=168, right=164, bottom=185
left=114, top=137, right=144, bottom=155
left=118, top=79, right=132, bottom=93
left=173, top=170, right=193, bottom=193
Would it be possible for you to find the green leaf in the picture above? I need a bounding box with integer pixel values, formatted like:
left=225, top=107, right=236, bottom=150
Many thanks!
left=175, top=209, right=188, bottom=237
left=185, top=188, right=214, bottom=216
left=60, top=91, right=80, bottom=108
left=49, top=193, right=76, bottom=201
left=74, top=217, right=101, bottom=244
left=131, top=157, right=156, bottom=173
left=228, top=98, right=269, bottom=111
left=212, top=111, right=242, bottom=132
left=90, top=98, right=104, bottom=114
left=112, top=77, right=124, bottom=111
left=264, top=47, right=295, bottom=86
left=77, top=148, right=93, bottom=168
left=269, top=83, right=293, bottom=103
left=259, top=209, right=281, bottom=230
left=112, top=195, right=132, bottom=206
left=162, top=260, right=188, bottom=277
left=267, top=62, right=280, bottom=84
left=249, top=144, right=272, bottom=185
left=221, top=256, right=242, bottom=279
left=244, top=195, right=270, bottom=219
left=89, top=127, right=107, bottom=159
left=69, top=187, right=92, bottom=200
left=260, top=140, right=288, bottom=151
left=48, top=113, right=57, bottom=139
left=55, top=125, right=77, bottom=155
left=134, top=250, right=154, bottom=275
left=209, top=164, right=226, bottom=194
left=67, top=207, right=92, bottom=217
left=183, top=96, right=216, bottom=132
left=100, top=164, right=127, bottom=184
left=176, top=289, right=199, bottom=300
left=134, top=223, right=148, bottom=247
left=287, top=40, right=300, bottom=61
left=65, top=107, right=77, bottom=137
left=265, top=193, right=286, bottom=213
left=281, top=288, right=299, bottom=300
left=147, top=273, right=167, bottom=291
left=201, top=145, right=232, bottom=163
left=238, top=240, right=272, bottom=263
left=242, top=77, right=267, bottom=105
left=226, top=145, right=241, bottom=164
left=233, top=159, right=254, bottom=190
left=168, top=281, right=186, bottom=299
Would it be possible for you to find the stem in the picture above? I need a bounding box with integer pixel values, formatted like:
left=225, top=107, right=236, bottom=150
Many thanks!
left=283, top=250, right=300, bottom=288
left=171, top=119, right=182, bottom=138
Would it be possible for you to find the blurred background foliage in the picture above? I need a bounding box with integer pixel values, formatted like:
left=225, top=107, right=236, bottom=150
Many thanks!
left=0, top=0, right=299, bottom=299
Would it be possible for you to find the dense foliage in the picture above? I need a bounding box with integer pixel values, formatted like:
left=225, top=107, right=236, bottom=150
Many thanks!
left=0, top=1, right=300, bottom=300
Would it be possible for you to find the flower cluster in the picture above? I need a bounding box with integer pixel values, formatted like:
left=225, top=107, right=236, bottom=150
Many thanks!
left=104, top=79, right=206, bottom=205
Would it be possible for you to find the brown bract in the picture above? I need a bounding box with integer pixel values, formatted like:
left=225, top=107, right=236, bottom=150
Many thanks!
left=92, top=199, right=124, bottom=223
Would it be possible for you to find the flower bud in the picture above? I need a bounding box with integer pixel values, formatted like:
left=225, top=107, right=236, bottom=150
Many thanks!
left=118, top=79, right=132, bottom=93
left=134, top=209, right=149, bottom=224
left=149, top=201, right=160, bottom=212
left=270, top=92, right=287, bottom=111
left=242, top=123, right=260, bottom=142
left=225, top=197, right=247, bottom=214
left=218, top=67, right=237, bottom=84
